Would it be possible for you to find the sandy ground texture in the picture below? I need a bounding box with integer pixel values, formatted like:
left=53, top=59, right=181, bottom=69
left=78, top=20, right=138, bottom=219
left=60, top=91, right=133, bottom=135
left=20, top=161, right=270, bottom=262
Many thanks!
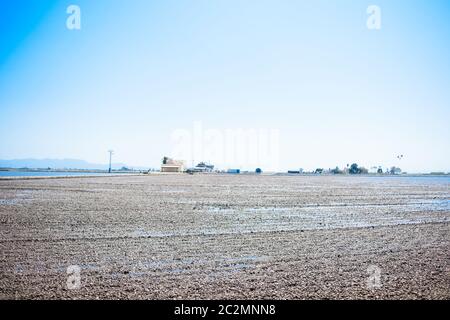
left=0, top=174, right=449, bottom=299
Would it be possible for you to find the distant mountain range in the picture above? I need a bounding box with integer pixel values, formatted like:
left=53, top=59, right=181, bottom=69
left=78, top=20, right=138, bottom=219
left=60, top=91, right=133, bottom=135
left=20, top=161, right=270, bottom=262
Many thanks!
left=0, top=158, right=148, bottom=170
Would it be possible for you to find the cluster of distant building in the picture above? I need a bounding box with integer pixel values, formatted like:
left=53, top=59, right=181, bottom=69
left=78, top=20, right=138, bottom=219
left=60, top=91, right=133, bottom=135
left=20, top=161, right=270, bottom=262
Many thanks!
left=160, top=158, right=405, bottom=176
left=148, top=157, right=450, bottom=175
left=289, top=164, right=405, bottom=175
left=159, top=157, right=262, bottom=174
left=160, top=158, right=218, bottom=173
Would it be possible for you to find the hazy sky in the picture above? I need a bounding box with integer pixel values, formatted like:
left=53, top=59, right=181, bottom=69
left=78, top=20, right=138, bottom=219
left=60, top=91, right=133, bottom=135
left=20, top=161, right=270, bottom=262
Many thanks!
left=0, top=0, right=449, bottom=172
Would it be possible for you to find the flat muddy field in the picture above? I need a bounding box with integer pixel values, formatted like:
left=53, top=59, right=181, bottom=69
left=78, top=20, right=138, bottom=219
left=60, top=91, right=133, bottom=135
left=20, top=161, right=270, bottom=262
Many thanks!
left=0, top=174, right=449, bottom=299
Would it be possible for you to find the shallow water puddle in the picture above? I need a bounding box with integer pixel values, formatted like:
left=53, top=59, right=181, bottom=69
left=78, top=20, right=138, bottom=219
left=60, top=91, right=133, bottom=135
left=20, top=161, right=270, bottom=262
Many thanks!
left=204, top=199, right=450, bottom=232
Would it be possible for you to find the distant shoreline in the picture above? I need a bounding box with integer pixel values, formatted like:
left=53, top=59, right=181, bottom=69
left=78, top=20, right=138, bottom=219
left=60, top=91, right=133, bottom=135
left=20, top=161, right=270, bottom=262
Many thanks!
left=0, top=168, right=143, bottom=180
left=0, top=171, right=448, bottom=181
left=0, top=168, right=140, bottom=173
left=0, top=173, right=141, bottom=181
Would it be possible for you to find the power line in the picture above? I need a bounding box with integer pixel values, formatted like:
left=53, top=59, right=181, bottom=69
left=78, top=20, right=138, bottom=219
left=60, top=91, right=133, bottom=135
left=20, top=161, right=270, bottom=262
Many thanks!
left=108, top=150, right=114, bottom=173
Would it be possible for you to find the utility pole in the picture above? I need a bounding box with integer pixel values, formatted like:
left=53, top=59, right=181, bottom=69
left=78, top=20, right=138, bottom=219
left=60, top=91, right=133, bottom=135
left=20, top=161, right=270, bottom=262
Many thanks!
left=108, top=150, right=114, bottom=173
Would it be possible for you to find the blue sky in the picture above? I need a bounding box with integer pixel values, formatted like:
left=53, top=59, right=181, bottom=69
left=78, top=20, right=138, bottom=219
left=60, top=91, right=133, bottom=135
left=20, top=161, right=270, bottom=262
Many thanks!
left=0, top=0, right=449, bottom=172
